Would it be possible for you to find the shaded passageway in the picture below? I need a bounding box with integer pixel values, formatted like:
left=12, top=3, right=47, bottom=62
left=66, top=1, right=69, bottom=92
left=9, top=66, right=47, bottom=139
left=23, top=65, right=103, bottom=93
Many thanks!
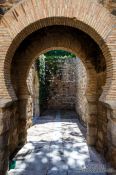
left=8, top=110, right=114, bottom=175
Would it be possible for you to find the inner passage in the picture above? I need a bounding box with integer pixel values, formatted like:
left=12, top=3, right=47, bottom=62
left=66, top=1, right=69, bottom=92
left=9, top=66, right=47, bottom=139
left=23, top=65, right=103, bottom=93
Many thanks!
left=27, top=50, right=88, bottom=124
left=8, top=50, right=112, bottom=175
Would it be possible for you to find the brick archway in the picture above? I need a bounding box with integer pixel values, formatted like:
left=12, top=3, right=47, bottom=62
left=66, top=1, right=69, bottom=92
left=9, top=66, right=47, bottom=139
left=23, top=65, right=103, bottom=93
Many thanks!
left=0, top=0, right=115, bottom=108
left=10, top=27, right=98, bottom=149
left=11, top=29, right=96, bottom=99
left=0, top=0, right=116, bottom=174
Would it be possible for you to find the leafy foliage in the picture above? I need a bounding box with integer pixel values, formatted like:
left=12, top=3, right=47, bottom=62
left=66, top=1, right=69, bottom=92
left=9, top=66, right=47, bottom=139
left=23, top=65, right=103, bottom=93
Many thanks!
left=37, top=50, right=76, bottom=112
left=44, top=50, right=76, bottom=58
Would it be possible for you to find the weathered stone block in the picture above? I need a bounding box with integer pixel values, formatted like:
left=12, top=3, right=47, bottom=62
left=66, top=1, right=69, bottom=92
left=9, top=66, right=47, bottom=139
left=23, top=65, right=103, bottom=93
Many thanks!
left=87, top=115, right=97, bottom=125
left=87, top=135, right=96, bottom=146
left=88, top=104, right=97, bottom=115
left=0, top=109, right=10, bottom=135
left=87, top=127, right=97, bottom=137
left=0, top=146, right=9, bottom=175
left=109, top=146, right=116, bottom=168
left=97, top=131, right=104, bottom=141
left=0, top=131, right=9, bottom=149
left=96, top=140, right=104, bottom=152
left=108, top=119, right=116, bottom=146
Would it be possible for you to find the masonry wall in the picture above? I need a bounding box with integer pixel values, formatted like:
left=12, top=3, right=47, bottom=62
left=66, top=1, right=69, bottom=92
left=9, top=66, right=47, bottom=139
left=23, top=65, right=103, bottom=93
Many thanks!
left=8, top=102, right=19, bottom=157
left=74, top=59, right=113, bottom=160
left=7, top=64, right=40, bottom=159
left=75, top=59, right=88, bottom=124
left=96, top=72, right=108, bottom=153
left=42, top=57, right=88, bottom=124
left=27, top=64, right=40, bottom=118
left=46, top=58, right=77, bottom=110
left=0, top=103, right=19, bottom=172
left=98, top=0, right=116, bottom=15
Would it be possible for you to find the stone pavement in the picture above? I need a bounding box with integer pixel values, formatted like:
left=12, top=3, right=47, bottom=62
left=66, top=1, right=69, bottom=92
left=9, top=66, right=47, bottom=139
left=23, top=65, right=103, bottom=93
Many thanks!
left=8, top=110, right=115, bottom=175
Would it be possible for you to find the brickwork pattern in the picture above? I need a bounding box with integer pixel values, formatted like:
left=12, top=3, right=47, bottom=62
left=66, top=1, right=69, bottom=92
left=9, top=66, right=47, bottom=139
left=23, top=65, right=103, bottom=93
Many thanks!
left=0, top=0, right=115, bottom=16
left=46, top=58, right=77, bottom=110
left=27, top=64, right=40, bottom=118
left=0, top=0, right=114, bottom=105
left=75, top=59, right=88, bottom=124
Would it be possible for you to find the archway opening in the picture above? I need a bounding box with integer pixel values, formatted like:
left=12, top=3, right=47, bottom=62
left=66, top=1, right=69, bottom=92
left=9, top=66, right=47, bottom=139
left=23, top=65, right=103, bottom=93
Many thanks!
left=26, top=48, right=88, bottom=124
left=36, top=50, right=78, bottom=112
left=7, top=24, right=112, bottom=174
left=34, top=50, right=88, bottom=125
left=10, top=24, right=107, bottom=148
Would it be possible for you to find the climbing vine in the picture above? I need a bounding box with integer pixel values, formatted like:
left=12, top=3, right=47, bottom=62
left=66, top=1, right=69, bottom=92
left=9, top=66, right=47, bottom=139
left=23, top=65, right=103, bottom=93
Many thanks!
left=36, top=50, right=76, bottom=112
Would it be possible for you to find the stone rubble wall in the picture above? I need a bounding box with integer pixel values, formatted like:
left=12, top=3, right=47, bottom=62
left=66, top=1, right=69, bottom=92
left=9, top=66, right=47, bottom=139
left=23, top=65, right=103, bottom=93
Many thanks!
left=95, top=72, right=107, bottom=153
left=5, top=64, right=39, bottom=161
left=8, top=102, right=19, bottom=157
left=75, top=59, right=88, bottom=124
left=46, top=58, right=77, bottom=110
left=26, top=65, right=34, bottom=128
left=26, top=57, right=88, bottom=121
left=0, top=102, right=19, bottom=173
left=7, top=99, right=32, bottom=160
left=73, top=58, right=116, bottom=164
left=98, top=0, right=116, bottom=15
left=26, top=64, right=40, bottom=120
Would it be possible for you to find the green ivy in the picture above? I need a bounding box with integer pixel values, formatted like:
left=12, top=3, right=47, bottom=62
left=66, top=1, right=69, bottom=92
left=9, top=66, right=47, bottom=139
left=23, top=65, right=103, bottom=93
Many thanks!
left=37, top=50, right=76, bottom=112
left=44, top=50, right=76, bottom=58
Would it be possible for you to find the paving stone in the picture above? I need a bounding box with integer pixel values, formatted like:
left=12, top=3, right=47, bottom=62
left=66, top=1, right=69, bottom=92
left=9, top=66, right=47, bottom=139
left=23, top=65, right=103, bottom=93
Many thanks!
left=47, top=170, right=67, bottom=175
left=8, top=110, right=113, bottom=175
left=68, top=172, right=106, bottom=175
left=9, top=169, right=46, bottom=175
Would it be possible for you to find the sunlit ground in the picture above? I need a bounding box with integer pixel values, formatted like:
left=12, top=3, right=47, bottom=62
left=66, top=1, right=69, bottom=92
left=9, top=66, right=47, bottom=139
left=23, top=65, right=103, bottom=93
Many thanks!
left=8, top=110, right=115, bottom=175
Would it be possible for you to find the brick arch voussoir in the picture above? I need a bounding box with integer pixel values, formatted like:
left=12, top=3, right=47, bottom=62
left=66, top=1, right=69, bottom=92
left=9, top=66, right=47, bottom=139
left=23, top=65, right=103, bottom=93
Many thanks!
left=85, top=61, right=97, bottom=103
left=99, top=26, right=116, bottom=108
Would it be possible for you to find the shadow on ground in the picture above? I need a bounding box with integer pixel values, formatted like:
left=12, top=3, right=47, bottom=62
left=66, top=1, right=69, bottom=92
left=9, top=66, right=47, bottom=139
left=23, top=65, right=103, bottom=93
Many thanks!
left=8, top=110, right=115, bottom=175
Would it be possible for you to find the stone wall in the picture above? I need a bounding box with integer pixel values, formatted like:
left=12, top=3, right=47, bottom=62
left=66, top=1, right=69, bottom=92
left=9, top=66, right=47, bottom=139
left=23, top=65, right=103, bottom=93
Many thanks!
left=95, top=72, right=107, bottom=151
left=73, top=57, right=116, bottom=166
left=46, top=58, right=77, bottom=110
left=74, top=61, right=116, bottom=167
left=8, top=102, right=19, bottom=157
left=0, top=102, right=19, bottom=173
left=75, top=59, right=88, bottom=124
left=8, top=64, right=39, bottom=161
left=41, top=56, right=88, bottom=124
left=98, top=0, right=116, bottom=15
left=27, top=64, right=40, bottom=119
left=96, top=102, right=108, bottom=154
left=7, top=63, right=38, bottom=153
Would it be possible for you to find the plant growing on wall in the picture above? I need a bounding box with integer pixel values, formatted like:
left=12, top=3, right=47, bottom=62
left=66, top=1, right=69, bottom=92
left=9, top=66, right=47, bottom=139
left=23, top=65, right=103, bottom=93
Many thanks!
left=37, top=50, right=76, bottom=112
left=36, top=55, right=47, bottom=111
